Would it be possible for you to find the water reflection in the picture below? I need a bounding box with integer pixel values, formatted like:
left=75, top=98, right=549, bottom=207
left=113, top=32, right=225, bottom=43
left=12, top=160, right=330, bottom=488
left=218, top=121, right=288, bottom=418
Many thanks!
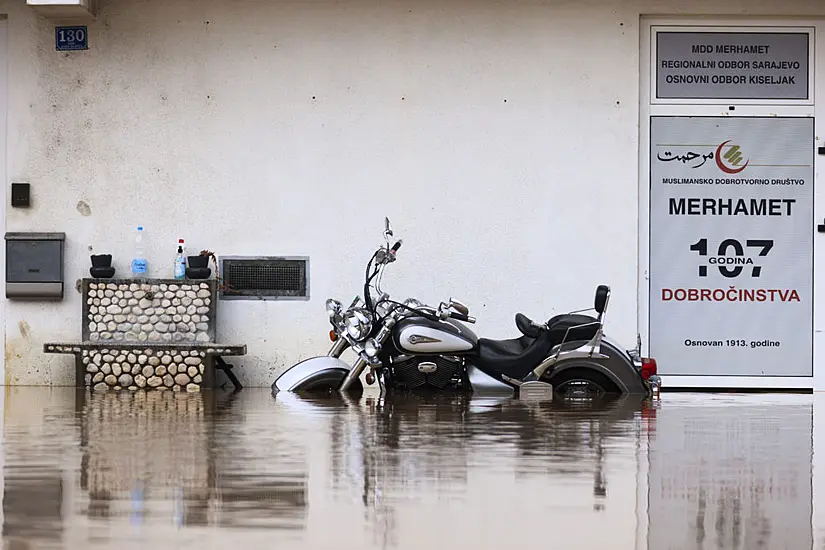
left=78, top=388, right=308, bottom=531
left=0, top=387, right=817, bottom=549
left=317, top=392, right=656, bottom=548
left=3, top=466, right=63, bottom=542
left=2, top=387, right=310, bottom=549
left=79, top=389, right=215, bottom=524
left=644, top=395, right=813, bottom=550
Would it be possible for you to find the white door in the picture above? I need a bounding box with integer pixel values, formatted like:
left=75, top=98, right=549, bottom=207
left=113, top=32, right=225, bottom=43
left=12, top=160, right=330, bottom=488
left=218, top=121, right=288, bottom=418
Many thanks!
left=640, top=18, right=823, bottom=390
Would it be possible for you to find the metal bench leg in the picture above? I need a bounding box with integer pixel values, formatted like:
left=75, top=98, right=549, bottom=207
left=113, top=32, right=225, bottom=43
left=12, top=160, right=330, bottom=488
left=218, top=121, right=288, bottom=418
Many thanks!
left=214, top=356, right=243, bottom=390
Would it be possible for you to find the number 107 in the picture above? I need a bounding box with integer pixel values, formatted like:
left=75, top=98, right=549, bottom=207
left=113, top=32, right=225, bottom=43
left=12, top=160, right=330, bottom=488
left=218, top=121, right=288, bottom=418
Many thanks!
left=690, top=238, right=774, bottom=278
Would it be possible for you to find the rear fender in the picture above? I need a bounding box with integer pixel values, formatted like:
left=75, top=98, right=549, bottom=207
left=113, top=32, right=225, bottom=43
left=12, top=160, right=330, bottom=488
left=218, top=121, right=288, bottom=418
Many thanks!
left=271, top=356, right=361, bottom=393
left=550, top=337, right=648, bottom=394
left=601, top=334, right=635, bottom=363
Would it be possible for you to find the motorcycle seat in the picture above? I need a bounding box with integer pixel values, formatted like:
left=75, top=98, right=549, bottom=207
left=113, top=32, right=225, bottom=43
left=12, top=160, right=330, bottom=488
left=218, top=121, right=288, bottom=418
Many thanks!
left=545, top=314, right=601, bottom=344
left=475, top=329, right=556, bottom=381
left=515, top=313, right=544, bottom=338
left=482, top=333, right=535, bottom=356
left=515, top=312, right=601, bottom=345
left=474, top=313, right=604, bottom=382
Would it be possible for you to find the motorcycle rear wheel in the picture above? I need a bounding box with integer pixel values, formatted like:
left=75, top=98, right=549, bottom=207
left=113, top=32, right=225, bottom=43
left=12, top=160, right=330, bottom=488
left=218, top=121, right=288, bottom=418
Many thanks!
left=544, top=365, right=621, bottom=400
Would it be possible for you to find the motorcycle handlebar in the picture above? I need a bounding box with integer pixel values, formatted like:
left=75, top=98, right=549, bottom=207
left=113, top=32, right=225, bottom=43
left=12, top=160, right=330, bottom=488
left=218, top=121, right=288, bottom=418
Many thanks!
left=449, top=311, right=476, bottom=324
left=391, top=240, right=402, bottom=253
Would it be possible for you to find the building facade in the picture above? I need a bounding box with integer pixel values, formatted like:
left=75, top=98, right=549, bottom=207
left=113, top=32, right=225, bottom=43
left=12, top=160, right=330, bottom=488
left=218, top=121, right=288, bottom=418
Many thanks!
left=2, top=0, right=825, bottom=389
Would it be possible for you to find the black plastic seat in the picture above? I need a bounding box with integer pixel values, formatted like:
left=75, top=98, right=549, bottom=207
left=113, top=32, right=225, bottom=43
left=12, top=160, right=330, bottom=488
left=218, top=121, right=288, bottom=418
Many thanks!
left=474, top=329, right=555, bottom=380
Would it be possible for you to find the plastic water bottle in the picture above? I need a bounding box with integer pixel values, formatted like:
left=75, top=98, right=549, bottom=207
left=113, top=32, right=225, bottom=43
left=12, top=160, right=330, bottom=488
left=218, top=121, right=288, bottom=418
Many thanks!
left=131, top=226, right=148, bottom=277
left=174, top=239, right=186, bottom=280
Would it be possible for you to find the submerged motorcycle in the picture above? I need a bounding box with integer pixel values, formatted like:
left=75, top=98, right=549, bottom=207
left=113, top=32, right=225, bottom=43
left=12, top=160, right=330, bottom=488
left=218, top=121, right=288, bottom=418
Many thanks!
left=271, top=218, right=662, bottom=399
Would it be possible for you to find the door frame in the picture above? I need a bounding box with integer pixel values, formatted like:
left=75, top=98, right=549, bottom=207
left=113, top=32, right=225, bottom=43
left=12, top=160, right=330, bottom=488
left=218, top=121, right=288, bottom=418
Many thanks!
left=0, top=15, right=7, bottom=389
left=638, top=16, right=825, bottom=390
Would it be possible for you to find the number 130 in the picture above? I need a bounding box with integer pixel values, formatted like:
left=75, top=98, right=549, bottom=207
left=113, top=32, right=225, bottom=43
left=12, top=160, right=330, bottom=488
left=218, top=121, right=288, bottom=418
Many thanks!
left=58, top=29, right=85, bottom=43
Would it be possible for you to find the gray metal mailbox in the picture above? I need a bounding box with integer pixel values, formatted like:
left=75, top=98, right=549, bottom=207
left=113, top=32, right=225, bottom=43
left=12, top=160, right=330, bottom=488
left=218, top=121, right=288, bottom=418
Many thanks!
left=5, top=232, right=66, bottom=300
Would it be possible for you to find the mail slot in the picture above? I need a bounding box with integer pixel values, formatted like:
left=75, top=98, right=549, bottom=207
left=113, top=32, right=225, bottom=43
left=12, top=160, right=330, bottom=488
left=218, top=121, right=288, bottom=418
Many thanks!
left=5, top=232, right=66, bottom=300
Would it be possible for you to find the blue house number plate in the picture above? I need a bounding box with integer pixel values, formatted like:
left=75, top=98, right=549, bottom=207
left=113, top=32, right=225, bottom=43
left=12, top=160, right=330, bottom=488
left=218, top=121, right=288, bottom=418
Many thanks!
left=55, top=26, right=88, bottom=51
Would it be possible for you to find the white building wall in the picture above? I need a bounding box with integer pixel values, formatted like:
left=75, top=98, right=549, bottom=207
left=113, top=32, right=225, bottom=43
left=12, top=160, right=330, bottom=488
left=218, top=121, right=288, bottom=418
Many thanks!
left=3, top=0, right=825, bottom=386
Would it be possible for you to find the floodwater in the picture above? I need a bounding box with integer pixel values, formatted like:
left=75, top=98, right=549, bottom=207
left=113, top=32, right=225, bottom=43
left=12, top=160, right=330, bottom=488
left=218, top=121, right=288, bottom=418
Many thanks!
left=0, top=387, right=820, bottom=550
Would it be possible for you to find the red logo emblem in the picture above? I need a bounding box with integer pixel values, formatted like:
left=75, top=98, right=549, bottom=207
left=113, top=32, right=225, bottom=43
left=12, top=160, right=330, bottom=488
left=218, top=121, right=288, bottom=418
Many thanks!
left=715, top=140, right=749, bottom=174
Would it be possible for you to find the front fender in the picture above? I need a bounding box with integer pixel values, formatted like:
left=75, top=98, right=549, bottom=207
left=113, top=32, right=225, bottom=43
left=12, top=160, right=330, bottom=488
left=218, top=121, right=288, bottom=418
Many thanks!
left=271, top=356, right=361, bottom=393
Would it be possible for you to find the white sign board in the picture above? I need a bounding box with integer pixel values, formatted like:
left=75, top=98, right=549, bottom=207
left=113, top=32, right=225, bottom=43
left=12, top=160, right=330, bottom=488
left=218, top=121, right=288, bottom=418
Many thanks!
left=648, top=116, right=813, bottom=377
left=656, top=31, right=810, bottom=100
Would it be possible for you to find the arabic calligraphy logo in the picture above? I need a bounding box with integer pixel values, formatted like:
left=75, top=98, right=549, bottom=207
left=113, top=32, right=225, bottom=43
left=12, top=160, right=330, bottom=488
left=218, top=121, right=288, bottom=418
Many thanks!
left=715, top=140, right=750, bottom=174
left=656, top=149, right=714, bottom=169
left=656, top=140, right=750, bottom=174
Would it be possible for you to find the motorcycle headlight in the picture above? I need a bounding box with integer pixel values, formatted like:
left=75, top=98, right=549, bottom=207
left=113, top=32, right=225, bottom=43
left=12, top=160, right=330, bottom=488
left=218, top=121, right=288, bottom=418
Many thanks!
left=326, top=298, right=343, bottom=319
left=344, top=308, right=372, bottom=341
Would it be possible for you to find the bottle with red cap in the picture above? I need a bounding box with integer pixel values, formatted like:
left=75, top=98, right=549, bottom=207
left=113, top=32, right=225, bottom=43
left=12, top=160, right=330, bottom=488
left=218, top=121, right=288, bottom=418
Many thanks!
left=174, top=239, right=186, bottom=280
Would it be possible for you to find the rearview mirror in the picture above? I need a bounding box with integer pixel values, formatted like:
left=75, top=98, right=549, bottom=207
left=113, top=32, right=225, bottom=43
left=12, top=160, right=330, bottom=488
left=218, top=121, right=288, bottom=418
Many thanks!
left=384, top=217, right=393, bottom=238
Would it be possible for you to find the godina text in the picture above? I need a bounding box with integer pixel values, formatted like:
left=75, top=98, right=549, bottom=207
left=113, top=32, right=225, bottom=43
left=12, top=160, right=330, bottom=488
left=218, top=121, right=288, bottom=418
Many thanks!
left=669, top=198, right=795, bottom=216
left=662, top=287, right=801, bottom=302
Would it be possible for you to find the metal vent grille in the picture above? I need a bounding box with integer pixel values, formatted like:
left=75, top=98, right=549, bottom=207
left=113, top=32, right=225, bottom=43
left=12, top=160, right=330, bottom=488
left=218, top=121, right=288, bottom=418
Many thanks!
left=220, top=256, right=309, bottom=300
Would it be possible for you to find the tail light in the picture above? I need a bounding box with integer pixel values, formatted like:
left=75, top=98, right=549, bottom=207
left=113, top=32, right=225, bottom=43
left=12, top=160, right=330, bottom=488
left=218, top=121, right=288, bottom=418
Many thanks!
left=641, top=357, right=657, bottom=380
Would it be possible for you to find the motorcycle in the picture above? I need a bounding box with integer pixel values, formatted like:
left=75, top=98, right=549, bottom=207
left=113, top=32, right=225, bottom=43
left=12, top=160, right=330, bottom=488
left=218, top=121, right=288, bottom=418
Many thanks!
left=271, top=218, right=662, bottom=400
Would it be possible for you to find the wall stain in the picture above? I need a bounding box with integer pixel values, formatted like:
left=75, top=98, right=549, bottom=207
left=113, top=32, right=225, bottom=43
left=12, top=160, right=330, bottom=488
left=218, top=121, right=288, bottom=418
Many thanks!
left=18, top=321, right=30, bottom=340
left=4, top=336, right=23, bottom=386
left=76, top=200, right=92, bottom=216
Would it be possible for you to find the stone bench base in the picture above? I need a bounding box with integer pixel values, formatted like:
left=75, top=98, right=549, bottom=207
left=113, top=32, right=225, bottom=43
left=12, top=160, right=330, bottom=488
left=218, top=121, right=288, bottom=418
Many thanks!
left=44, top=342, right=246, bottom=392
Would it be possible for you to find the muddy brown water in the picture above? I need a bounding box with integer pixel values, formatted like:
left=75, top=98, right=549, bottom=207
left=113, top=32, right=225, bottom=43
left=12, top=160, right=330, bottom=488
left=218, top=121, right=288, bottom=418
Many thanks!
left=0, top=387, right=818, bottom=549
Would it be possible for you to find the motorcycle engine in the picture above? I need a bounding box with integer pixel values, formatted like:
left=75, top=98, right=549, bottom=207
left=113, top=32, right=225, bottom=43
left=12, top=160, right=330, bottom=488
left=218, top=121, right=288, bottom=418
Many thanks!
left=388, top=354, right=465, bottom=390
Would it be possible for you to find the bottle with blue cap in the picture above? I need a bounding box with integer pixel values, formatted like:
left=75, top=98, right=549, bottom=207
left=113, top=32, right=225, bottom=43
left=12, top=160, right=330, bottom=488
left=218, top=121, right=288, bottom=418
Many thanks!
left=132, top=226, right=148, bottom=277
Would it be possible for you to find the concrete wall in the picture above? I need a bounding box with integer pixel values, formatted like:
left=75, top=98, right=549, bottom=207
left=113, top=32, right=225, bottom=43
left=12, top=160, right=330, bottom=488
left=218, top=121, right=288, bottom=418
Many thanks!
left=4, top=0, right=825, bottom=386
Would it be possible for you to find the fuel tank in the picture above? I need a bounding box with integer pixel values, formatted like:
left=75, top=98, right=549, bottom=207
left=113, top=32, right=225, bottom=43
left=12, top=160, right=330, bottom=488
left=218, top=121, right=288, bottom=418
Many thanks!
left=392, top=316, right=479, bottom=355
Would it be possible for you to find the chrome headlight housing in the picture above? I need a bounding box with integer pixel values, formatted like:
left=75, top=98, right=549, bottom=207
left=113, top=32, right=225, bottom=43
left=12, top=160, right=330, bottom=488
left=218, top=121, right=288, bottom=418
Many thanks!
left=343, top=308, right=373, bottom=341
